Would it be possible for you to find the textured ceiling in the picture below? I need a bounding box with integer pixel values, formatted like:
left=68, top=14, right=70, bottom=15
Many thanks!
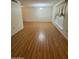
left=18, top=0, right=64, bottom=7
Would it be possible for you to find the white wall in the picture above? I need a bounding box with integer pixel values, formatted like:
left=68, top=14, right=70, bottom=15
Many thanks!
left=52, top=1, right=68, bottom=39
left=63, top=3, right=68, bottom=35
left=11, top=1, right=24, bottom=36
left=22, top=7, right=52, bottom=22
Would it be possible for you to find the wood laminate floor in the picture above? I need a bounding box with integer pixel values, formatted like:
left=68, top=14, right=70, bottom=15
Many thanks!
left=11, top=22, right=68, bottom=59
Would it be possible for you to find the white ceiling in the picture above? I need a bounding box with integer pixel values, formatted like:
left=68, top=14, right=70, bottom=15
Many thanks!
left=18, top=0, right=64, bottom=7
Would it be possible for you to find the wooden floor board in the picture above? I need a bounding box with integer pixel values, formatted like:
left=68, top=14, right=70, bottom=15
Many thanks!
left=11, top=22, right=68, bottom=59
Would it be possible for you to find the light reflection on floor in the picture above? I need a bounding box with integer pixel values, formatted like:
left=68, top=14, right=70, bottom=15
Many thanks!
left=38, top=31, right=45, bottom=42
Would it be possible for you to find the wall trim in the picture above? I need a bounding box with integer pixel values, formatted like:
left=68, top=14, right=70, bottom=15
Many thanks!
left=23, top=18, right=52, bottom=22
left=53, top=22, right=68, bottom=39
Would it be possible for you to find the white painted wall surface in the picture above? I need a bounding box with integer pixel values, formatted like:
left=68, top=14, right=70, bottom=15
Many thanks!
left=11, top=1, right=23, bottom=36
left=22, top=7, right=52, bottom=22
left=52, top=1, right=68, bottom=39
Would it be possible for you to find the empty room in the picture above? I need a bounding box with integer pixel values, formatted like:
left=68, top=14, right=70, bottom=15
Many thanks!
left=11, top=0, right=68, bottom=59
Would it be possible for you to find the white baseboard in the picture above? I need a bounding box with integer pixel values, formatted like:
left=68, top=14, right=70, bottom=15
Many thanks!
left=11, top=26, right=24, bottom=37
left=23, top=17, right=52, bottom=22
left=53, top=22, right=68, bottom=39
left=23, top=19, right=52, bottom=22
